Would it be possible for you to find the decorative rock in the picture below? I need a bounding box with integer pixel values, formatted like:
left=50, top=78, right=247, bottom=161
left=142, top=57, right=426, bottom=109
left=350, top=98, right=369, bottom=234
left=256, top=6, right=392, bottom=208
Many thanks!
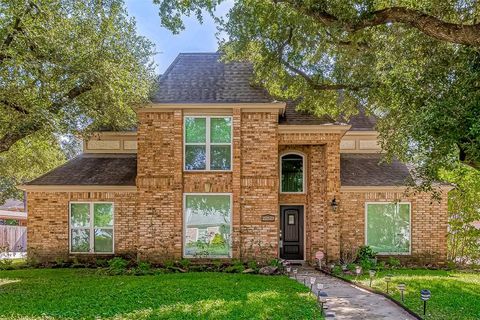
left=242, top=268, right=255, bottom=274
left=259, top=266, right=278, bottom=275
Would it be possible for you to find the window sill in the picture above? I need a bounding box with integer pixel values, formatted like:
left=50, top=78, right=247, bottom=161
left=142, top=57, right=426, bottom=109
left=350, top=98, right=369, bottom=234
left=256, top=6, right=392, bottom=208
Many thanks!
left=184, top=170, right=233, bottom=173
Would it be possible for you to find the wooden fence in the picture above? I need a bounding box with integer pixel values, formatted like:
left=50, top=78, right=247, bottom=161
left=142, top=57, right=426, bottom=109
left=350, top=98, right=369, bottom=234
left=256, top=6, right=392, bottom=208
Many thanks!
left=0, top=225, right=27, bottom=252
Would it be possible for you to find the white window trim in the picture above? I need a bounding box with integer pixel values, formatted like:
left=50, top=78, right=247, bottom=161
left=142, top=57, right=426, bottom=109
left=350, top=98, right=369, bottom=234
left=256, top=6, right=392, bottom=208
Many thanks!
left=364, top=202, right=412, bottom=255
left=183, top=193, right=233, bottom=258
left=69, top=201, right=115, bottom=254
left=280, top=152, right=306, bottom=194
left=184, top=116, right=233, bottom=172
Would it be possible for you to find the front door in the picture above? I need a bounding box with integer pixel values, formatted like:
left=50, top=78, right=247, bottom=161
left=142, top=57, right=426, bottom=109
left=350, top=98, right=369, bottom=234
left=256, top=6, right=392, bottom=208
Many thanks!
left=280, top=206, right=304, bottom=260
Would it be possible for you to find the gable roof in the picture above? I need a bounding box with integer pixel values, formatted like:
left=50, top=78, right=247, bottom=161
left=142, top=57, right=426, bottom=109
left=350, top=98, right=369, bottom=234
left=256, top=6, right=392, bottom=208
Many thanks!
left=340, top=153, right=411, bottom=186
left=25, top=154, right=136, bottom=186
left=153, top=53, right=272, bottom=103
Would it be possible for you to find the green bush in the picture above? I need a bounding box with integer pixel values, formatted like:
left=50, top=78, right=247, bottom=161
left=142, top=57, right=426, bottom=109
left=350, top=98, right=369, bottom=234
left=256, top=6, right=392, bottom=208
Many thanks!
left=387, top=257, right=401, bottom=268
left=247, top=260, right=259, bottom=271
left=107, top=257, right=129, bottom=275
left=224, top=260, right=245, bottom=273
left=178, top=259, right=191, bottom=270
left=0, top=259, right=14, bottom=270
left=133, top=261, right=152, bottom=275
left=357, top=246, right=377, bottom=261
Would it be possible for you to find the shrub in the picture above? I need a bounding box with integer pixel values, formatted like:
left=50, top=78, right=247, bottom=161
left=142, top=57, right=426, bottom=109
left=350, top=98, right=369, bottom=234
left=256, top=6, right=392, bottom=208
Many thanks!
left=133, top=261, right=152, bottom=275
left=107, top=257, right=129, bottom=275
left=357, top=246, right=377, bottom=261
left=387, top=257, right=401, bottom=268
left=178, top=259, right=191, bottom=271
left=269, top=258, right=281, bottom=267
left=247, top=260, right=259, bottom=271
left=0, top=259, right=14, bottom=270
left=332, top=265, right=342, bottom=275
left=224, top=260, right=245, bottom=273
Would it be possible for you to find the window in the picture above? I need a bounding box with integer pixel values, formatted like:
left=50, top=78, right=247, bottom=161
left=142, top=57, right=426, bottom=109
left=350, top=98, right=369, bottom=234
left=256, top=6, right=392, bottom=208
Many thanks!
left=184, top=194, right=231, bottom=258
left=69, top=202, right=114, bottom=253
left=184, top=116, right=232, bottom=171
left=281, top=153, right=304, bottom=193
left=366, top=202, right=411, bottom=254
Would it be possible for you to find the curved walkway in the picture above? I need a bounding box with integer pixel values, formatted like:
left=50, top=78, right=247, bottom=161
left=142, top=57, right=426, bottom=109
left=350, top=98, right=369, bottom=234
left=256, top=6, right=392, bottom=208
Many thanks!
left=295, top=267, right=416, bottom=320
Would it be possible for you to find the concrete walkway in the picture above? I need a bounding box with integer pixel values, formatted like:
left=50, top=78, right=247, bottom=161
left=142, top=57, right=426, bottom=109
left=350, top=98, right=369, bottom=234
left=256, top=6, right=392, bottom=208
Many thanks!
left=294, top=267, right=416, bottom=320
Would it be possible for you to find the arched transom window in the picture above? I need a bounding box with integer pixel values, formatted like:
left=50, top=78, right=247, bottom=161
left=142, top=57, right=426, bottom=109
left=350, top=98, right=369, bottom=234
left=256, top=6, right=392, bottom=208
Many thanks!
left=280, top=153, right=305, bottom=193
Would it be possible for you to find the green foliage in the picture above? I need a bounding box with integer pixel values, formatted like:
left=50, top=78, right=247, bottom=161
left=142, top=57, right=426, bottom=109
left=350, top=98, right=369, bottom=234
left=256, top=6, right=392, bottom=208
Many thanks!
left=178, top=258, right=191, bottom=270
left=133, top=261, right=153, bottom=276
left=106, top=257, right=129, bottom=275
left=247, top=260, right=259, bottom=271
left=268, top=258, right=281, bottom=268
left=224, top=260, right=245, bottom=273
left=332, top=265, right=342, bottom=275
left=345, top=269, right=480, bottom=320
left=210, top=233, right=226, bottom=246
left=0, top=0, right=155, bottom=197
left=387, top=257, right=401, bottom=269
left=440, top=165, right=480, bottom=265
left=357, top=246, right=377, bottom=261
left=0, top=269, right=322, bottom=319
left=156, top=0, right=480, bottom=184
left=0, top=258, right=14, bottom=270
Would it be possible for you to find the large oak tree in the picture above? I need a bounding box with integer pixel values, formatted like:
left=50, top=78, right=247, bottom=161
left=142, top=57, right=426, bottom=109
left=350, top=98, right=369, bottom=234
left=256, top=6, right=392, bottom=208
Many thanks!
left=156, top=0, right=480, bottom=187
left=0, top=0, right=155, bottom=201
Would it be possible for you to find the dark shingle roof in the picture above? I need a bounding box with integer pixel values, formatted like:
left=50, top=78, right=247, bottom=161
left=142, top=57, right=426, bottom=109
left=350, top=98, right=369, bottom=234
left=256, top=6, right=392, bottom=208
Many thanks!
left=26, top=154, right=136, bottom=186
left=153, top=53, right=272, bottom=103
left=340, top=154, right=411, bottom=186
left=279, top=101, right=336, bottom=125
left=347, top=108, right=377, bottom=131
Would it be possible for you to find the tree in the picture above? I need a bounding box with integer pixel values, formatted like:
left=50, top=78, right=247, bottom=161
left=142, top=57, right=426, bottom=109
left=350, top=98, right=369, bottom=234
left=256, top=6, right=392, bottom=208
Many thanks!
left=0, top=0, right=155, bottom=198
left=155, top=0, right=480, bottom=185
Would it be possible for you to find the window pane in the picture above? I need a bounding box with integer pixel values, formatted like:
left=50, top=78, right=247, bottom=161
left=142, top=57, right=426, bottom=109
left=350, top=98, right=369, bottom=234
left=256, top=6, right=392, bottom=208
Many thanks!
left=94, top=203, right=113, bottom=227
left=70, top=203, right=90, bottom=227
left=185, top=117, right=206, bottom=143
left=71, top=229, right=90, bottom=252
left=210, top=117, right=231, bottom=143
left=94, top=229, right=113, bottom=252
left=185, top=145, right=206, bottom=170
left=366, top=203, right=410, bottom=253
left=184, top=195, right=231, bottom=258
left=281, top=155, right=303, bottom=192
left=210, top=145, right=231, bottom=170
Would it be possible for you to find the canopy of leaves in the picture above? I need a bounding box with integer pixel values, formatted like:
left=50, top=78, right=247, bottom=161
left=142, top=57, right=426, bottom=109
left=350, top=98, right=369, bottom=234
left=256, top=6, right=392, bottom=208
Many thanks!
left=0, top=0, right=155, bottom=198
left=156, top=0, right=480, bottom=185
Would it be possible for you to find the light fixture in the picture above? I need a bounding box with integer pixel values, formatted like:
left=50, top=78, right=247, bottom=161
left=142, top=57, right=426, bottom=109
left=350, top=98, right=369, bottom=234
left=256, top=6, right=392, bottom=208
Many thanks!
left=369, top=269, right=376, bottom=287
left=397, top=283, right=406, bottom=302
left=355, top=266, right=362, bottom=279
left=204, top=182, right=212, bottom=192
left=420, top=289, right=431, bottom=316
left=317, top=291, right=328, bottom=315
left=293, top=268, right=298, bottom=280
left=385, top=274, right=393, bottom=294
left=331, top=197, right=339, bottom=212
left=310, top=276, right=316, bottom=290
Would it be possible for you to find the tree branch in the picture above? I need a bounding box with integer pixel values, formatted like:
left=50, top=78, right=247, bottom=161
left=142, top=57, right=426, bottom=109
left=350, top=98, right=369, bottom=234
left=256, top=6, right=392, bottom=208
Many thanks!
left=0, top=81, right=94, bottom=153
left=0, top=3, right=35, bottom=63
left=0, top=99, right=30, bottom=114
left=278, top=2, right=480, bottom=47
left=280, top=59, right=363, bottom=91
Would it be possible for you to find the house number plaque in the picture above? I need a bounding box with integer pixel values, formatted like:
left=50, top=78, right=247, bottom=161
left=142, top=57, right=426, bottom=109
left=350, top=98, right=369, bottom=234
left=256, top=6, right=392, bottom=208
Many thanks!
left=261, top=214, right=276, bottom=222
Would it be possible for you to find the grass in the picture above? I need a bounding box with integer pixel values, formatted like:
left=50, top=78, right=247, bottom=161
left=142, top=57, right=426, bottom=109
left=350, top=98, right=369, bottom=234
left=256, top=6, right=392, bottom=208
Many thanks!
left=343, top=269, right=480, bottom=320
left=0, top=268, right=322, bottom=320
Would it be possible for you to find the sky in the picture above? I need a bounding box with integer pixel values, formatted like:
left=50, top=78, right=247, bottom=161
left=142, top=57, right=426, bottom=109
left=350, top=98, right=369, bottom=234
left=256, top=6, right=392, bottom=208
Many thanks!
left=125, top=0, right=231, bottom=74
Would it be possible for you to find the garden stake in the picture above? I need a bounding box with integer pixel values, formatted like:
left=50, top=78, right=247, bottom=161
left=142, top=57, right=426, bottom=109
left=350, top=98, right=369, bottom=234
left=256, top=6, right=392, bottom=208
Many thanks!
left=420, top=289, right=431, bottom=316
left=397, top=283, right=406, bottom=303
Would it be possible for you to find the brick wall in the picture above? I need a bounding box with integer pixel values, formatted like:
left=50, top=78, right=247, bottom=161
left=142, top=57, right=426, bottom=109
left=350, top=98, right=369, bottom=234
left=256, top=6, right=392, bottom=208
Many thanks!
left=339, top=190, right=449, bottom=265
left=27, top=191, right=136, bottom=262
left=239, top=111, right=279, bottom=261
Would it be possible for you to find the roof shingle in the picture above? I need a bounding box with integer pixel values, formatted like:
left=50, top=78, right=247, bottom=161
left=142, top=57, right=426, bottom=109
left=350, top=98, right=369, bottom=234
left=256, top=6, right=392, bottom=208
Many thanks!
left=26, top=154, right=136, bottom=186
left=340, top=153, right=411, bottom=186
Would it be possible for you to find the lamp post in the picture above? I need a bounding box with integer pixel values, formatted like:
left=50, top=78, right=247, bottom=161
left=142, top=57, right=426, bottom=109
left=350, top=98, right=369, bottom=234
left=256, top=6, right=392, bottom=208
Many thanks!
left=310, top=276, right=316, bottom=290
left=293, top=268, right=298, bottom=280
left=420, top=289, right=431, bottom=316
left=369, top=269, right=376, bottom=287
left=317, top=291, right=328, bottom=315
left=316, top=283, right=324, bottom=294
left=355, top=266, right=362, bottom=280
left=385, top=274, right=393, bottom=294
left=397, top=283, right=406, bottom=302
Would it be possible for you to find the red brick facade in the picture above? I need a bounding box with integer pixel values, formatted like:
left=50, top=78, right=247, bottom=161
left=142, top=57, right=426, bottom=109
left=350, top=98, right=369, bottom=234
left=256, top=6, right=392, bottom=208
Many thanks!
left=26, top=108, right=449, bottom=265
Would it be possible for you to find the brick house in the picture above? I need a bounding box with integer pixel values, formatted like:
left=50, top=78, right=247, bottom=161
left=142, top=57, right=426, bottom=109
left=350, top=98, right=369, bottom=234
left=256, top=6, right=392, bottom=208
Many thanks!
left=21, top=53, right=450, bottom=265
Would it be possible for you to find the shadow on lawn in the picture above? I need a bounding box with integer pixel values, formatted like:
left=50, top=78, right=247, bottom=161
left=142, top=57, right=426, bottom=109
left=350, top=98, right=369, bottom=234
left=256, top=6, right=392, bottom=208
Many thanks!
left=0, top=269, right=322, bottom=320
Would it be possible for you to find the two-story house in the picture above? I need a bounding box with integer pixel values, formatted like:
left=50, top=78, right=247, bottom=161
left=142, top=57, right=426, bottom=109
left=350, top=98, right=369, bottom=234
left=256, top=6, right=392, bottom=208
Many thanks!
left=21, top=53, right=450, bottom=265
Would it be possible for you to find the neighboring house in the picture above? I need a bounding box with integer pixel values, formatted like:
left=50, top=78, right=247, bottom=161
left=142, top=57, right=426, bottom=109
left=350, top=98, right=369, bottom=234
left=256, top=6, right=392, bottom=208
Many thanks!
left=21, top=53, right=451, bottom=265
left=0, top=199, right=27, bottom=226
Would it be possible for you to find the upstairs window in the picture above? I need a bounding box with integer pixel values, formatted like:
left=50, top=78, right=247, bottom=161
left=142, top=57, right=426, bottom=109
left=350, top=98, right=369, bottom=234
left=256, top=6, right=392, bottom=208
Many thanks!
left=69, top=202, right=114, bottom=254
left=281, top=153, right=305, bottom=193
left=184, top=116, right=232, bottom=171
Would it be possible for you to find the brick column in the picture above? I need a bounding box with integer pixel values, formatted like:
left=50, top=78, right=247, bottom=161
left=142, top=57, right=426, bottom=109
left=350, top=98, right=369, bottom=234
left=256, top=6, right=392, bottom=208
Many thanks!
left=232, top=107, right=242, bottom=258
left=325, top=141, right=341, bottom=262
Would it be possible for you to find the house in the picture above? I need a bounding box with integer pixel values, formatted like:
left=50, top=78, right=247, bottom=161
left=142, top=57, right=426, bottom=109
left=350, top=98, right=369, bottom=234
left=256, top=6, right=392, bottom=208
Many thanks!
left=21, top=53, right=450, bottom=265
left=0, top=198, right=27, bottom=226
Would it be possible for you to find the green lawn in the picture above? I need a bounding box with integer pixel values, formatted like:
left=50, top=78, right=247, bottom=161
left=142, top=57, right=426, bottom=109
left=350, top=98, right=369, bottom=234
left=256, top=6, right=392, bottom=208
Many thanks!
left=344, top=269, right=480, bottom=320
left=0, top=269, right=322, bottom=320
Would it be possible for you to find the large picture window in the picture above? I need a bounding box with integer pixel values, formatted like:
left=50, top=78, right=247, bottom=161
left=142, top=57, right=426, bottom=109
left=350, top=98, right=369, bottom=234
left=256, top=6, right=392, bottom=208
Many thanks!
left=366, top=202, right=411, bottom=254
left=184, top=194, right=231, bottom=258
left=70, top=202, right=114, bottom=254
left=281, top=153, right=304, bottom=193
left=184, top=116, right=232, bottom=171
